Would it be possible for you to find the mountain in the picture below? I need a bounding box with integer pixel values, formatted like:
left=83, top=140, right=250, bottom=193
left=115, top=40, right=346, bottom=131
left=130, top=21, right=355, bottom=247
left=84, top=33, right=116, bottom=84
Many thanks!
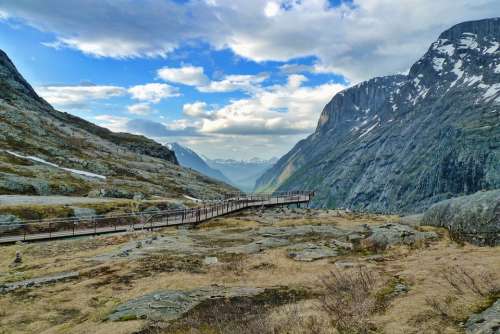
left=0, top=50, right=234, bottom=199
left=207, top=157, right=278, bottom=192
left=256, top=18, right=500, bottom=213
left=168, top=142, right=232, bottom=185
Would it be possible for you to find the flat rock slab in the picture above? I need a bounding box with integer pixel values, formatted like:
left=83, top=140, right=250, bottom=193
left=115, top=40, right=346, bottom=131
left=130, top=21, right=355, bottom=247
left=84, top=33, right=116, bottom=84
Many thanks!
left=0, top=271, right=80, bottom=293
left=108, top=286, right=264, bottom=321
left=94, top=224, right=347, bottom=261
left=287, top=242, right=339, bottom=261
left=466, top=299, right=500, bottom=334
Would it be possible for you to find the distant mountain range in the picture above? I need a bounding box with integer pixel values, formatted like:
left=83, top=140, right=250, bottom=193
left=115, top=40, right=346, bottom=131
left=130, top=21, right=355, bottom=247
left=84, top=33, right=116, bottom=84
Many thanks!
left=256, top=18, right=500, bottom=213
left=0, top=50, right=234, bottom=199
left=206, top=157, right=278, bottom=192
left=167, top=143, right=232, bottom=185
left=168, top=142, right=276, bottom=192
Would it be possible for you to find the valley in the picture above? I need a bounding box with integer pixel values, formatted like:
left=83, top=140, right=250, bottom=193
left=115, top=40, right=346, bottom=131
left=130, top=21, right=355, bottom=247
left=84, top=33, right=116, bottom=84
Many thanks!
left=0, top=7, right=498, bottom=334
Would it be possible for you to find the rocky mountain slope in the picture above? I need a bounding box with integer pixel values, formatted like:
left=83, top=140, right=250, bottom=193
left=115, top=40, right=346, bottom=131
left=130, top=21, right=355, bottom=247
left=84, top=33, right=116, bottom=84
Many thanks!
left=256, top=18, right=500, bottom=213
left=0, top=50, right=234, bottom=199
left=168, top=142, right=232, bottom=185
left=207, top=157, right=277, bottom=192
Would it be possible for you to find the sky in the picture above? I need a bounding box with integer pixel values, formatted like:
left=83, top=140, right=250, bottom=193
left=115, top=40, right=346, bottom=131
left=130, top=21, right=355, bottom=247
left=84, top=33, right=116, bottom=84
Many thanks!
left=0, top=1, right=498, bottom=160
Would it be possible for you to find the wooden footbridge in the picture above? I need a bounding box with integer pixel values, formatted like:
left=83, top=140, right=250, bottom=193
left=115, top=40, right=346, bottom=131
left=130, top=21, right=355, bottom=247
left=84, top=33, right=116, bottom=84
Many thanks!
left=0, top=191, right=314, bottom=244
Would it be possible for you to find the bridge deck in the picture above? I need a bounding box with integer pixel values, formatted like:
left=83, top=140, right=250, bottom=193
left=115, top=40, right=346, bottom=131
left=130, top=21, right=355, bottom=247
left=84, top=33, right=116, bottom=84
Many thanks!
left=0, top=192, right=312, bottom=244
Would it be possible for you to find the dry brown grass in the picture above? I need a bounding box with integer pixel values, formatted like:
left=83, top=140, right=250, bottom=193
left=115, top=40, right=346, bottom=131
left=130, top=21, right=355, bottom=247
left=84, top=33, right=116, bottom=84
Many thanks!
left=0, top=209, right=498, bottom=334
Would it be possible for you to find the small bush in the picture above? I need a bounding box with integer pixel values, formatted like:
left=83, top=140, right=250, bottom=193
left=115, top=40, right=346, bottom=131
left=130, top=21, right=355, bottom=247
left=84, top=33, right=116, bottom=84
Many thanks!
left=319, top=268, right=379, bottom=334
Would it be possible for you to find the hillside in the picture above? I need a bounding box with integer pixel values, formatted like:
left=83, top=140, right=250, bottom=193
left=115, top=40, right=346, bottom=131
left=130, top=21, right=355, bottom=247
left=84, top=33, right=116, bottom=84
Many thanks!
left=168, top=143, right=233, bottom=186
left=256, top=18, right=500, bottom=213
left=0, top=50, right=234, bottom=199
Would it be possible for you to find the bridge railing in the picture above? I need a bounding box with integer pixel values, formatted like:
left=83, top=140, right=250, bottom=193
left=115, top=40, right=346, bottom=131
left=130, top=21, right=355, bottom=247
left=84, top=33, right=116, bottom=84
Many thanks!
left=0, top=191, right=314, bottom=242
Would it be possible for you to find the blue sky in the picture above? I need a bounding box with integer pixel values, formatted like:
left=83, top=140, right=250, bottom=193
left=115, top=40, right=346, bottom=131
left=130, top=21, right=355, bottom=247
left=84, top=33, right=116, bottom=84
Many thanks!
left=0, top=0, right=498, bottom=159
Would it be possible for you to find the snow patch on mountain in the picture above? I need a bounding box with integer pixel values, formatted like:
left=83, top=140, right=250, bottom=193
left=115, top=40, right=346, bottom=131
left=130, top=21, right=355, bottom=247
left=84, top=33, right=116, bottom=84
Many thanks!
left=5, top=150, right=106, bottom=179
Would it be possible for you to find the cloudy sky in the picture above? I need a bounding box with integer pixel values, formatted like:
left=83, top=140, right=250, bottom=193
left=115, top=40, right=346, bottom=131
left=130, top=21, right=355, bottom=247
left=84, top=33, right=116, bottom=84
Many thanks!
left=0, top=0, right=498, bottom=159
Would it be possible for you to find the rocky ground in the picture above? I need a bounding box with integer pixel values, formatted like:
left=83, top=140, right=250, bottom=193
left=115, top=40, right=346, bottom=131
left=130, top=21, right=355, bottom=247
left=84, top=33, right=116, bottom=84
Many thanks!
left=0, top=207, right=498, bottom=334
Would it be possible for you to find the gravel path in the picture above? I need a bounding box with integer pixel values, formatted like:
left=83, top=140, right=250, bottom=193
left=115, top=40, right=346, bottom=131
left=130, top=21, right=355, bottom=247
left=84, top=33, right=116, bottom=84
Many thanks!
left=0, top=195, right=127, bottom=206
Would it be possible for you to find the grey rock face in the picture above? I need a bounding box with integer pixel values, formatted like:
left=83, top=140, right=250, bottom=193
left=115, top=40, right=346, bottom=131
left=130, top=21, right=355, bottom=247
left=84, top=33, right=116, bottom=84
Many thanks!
left=108, top=286, right=265, bottom=321
left=256, top=18, right=500, bottom=214
left=422, top=189, right=499, bottom=246
left=465, top=299, right=500, bottom=334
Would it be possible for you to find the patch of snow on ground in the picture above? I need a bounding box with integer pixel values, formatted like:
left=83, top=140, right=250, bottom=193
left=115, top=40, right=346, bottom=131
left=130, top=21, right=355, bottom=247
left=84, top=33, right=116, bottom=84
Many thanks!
left=436, top=43, right=455, bottom=56
left=495, top=64, right=500, bottom=74
left=458, top=35, right=479, bottom=50
left=450, top=59, right=464, bottom=87
left=467, top=75, right=483, bottom=86
left=5, top=151, right=106, bottom=179
left=483, top=83, right=500, bottom=101
left=359, top=123, right=379, bottom=138
left=485, top=42, right=499, bottom=54
left=433, top=58, right=445, bottom=72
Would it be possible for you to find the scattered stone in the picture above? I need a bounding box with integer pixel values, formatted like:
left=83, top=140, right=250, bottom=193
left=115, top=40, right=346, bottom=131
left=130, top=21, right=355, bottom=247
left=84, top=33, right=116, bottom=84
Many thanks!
left=335, top=261, right=356, bottom=269
left=465, top=299, right=500, bottom=334
left=108, top=286, right=265, bottom=321
left=12, top=251, right=22, bottom=265
left=136, top=241, right=142, bottom=249
left=0, top=271, right=80, bottom=293
left=393, top=283, right=409, bottom=294
left=366, top=254, right=385, bottom=262
left=202, top=256, right=218, bottom=265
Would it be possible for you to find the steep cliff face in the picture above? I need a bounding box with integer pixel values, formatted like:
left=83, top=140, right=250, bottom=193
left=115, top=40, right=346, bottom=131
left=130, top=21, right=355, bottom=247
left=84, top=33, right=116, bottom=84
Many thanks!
left=0, top=50, right=234, bottom=199
left=256, top=18, right=500, bottom=213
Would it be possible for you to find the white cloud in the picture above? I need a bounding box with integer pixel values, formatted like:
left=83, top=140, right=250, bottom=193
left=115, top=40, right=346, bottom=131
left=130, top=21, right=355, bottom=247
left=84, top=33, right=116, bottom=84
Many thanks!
left=264, top=2, right=280, bottom=18
left=198, top=74, right=346, bottom=135
left=127, top=103, right=154, bottom=116
left=36, top=84, right=126, bottom=107
left=3, top=0, right=499, bottom=81
left=198, top=73, right=269, bottom=93
left=128, top=83, right=178, bottom=103
left=183, top=101, right=211, bottom=118
left=94, top=115, right=130, bottom=132
left=157, top=66, right=209, bottom=86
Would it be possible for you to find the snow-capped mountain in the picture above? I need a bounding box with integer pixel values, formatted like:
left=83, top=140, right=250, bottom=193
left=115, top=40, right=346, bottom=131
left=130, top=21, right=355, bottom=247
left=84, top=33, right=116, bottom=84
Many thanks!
left=206, top=157, right=278, bottom=192
left=256, top=18, right=500, bottom=213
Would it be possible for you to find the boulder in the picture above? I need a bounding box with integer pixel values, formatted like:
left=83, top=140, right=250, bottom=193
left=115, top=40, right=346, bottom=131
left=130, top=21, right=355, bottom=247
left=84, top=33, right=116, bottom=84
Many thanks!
left=422, top=190, right=500, bottom=246
left=465, top=299, right=500, bottom=334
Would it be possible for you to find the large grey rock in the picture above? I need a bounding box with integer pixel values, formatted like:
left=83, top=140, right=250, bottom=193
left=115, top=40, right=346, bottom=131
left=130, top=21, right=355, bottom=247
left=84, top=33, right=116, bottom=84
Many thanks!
left=256, top=18, right=500, bottom=214
left=466, top=299, right=500, bottom=334
left=0, top=214, right=21, bottom=232
left=0, top=271, right=80, bottom=293
left=422, top=190, right=500, bottom=246
left=362, top=223, right=438, bottom=249
left=108, top=286, right=264, bottom=321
